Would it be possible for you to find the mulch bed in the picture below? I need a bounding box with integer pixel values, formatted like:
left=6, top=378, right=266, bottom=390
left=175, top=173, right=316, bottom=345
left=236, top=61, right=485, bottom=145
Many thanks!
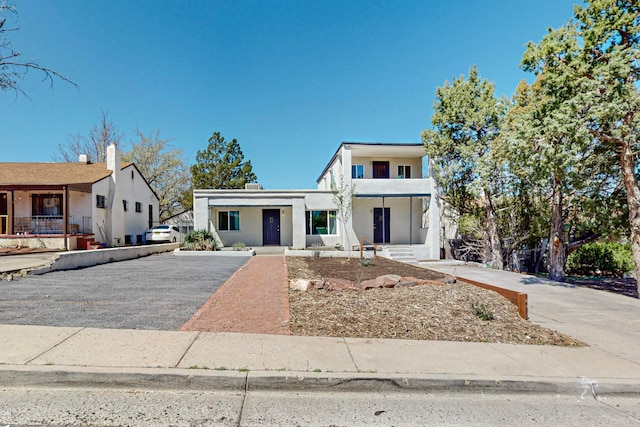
left=287, top=256, right=585, bottom=346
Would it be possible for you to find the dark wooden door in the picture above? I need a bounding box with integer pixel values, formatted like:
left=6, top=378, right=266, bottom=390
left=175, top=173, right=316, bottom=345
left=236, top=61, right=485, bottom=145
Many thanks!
left=372, top=161, right=390, bottom=179
left=262, top=209, right=281, bottom=245
left=373, top=207, right=390, bottom=243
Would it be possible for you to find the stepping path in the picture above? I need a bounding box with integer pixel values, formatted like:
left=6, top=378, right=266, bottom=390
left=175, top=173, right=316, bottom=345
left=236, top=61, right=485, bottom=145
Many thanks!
left=181, top=255, right=290, bottom=335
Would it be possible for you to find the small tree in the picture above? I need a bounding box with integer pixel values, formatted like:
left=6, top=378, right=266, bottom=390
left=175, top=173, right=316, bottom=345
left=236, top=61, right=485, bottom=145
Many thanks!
left=191, top=132, right=257, bottom=189
left=1, top=1, right=76, bottom=98
left=331, top=177, right=355, bottom=257
left=122, top=129, right=190, bottom=221
left=53, top=110, right=123, bottom=163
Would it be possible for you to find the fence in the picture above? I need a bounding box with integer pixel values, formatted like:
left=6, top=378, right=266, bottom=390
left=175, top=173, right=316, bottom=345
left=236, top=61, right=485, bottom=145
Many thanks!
left=12, top=216, right=92, bottom=235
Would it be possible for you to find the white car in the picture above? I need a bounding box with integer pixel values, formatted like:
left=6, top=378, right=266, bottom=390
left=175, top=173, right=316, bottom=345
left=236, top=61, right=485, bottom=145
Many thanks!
left=146, top=225, right=183, bottom=243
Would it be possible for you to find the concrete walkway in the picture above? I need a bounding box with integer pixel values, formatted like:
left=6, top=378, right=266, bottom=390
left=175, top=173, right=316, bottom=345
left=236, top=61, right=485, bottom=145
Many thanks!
left=0, top=257, right=639, bottom=396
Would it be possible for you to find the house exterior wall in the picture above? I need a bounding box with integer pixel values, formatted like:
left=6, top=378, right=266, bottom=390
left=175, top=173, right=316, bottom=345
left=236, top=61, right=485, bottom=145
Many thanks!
left=193, top=143, right=442, bottom=258
left=94, top=164, right=159, bottom=246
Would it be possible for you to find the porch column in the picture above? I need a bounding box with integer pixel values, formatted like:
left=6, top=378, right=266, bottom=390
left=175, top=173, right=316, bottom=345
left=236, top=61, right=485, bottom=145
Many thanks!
left=291, top=198, right=306, bottom=250
left=193, top=195, right=209, bottom=231
left=424, top=192, right=441, bottom=260
left=63, top=186, right=68, bottom=251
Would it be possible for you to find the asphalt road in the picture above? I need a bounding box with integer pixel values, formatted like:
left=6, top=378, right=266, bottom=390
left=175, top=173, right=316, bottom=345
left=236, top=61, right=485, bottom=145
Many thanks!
left=0, top=253, right=249, bottom=330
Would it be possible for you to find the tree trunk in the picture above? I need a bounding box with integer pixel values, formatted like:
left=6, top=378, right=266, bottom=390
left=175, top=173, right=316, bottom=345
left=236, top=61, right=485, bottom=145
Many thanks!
left=618, top=138, right=640, bottom=293
left=548, top=174, right=566, bottom=282
left=484, top=189, right=503, bottom=269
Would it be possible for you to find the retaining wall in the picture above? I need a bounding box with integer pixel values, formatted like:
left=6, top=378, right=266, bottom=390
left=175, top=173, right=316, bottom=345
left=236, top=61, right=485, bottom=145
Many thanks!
left=34, top=243, right=179, bottom=274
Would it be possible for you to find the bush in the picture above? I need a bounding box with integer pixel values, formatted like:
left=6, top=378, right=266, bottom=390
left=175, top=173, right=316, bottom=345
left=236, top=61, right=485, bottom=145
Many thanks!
left=566, top=242, right=633, bottom=278
left=182, top=230, right=216, bottom=251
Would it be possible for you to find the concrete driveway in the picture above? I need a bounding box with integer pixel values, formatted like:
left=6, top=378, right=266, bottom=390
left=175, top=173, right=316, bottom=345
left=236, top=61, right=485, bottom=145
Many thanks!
left=0, top=253, right=248, bottom=330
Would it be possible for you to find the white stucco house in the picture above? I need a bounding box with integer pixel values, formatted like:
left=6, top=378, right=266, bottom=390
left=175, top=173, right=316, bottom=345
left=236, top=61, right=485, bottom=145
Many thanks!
left=0, top=143, right=160, bottom=250
left=193, top=142, right=441, bottom=260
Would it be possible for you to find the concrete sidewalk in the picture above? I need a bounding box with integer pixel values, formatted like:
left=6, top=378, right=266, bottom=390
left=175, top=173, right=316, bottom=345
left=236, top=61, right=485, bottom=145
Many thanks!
left=1, top=259, right=639, bottom=395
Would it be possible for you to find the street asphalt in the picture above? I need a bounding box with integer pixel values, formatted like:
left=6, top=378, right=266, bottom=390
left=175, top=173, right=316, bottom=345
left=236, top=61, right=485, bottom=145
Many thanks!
left=0, top=253, right=248, bottom=330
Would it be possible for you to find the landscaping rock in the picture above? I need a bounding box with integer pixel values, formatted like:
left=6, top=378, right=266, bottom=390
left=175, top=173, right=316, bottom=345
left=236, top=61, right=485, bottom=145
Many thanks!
left=289, top=278, right=311, bottom=291
left=322, top=277, right=358, bottom=291
left=360, top=274, right=401, bottom=290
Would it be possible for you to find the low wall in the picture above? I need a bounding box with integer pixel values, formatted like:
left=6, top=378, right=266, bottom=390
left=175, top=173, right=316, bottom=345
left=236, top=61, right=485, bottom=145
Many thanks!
left=174, top=249, right=255, bottom=257
left=34, top=243, right=179, bottom=274
left=0, top=236, right=81, bottom=250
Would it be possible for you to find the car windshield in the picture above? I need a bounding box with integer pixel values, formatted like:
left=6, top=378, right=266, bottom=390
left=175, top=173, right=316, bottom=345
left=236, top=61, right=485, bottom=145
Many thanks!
left=154, top=226, right=170, bottom=230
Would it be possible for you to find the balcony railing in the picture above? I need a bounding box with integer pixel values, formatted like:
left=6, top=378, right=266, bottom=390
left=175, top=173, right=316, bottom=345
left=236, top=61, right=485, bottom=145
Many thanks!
left=13, top=216, right=92, bottom=235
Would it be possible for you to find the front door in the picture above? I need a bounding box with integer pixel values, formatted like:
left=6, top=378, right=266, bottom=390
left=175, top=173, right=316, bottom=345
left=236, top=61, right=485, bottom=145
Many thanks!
left=373, top=207, right=390, bottom=243
left=0, top=193, right=7, bottom=234
left=262, top=209, right=280, bottom=245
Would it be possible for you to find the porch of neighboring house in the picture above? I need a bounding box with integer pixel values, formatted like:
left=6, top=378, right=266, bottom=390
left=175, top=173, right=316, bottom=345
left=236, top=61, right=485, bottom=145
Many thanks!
left=0, top=187, right=96, bottom=251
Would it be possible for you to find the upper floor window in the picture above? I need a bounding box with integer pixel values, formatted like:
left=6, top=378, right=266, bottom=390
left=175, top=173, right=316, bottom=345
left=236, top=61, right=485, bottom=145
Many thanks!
left=398, top=165, right=412, bottom=179
left=352, top=164, right=364, bottom=179
left=372, top=161, right=389, bottom=179
left=96, top=195, right=106, bottom=209
left=123, top=200, right=129, bottom=211
left=135, top=202, right=143, bottom=213
left=219, top=211, right=240, bottom=231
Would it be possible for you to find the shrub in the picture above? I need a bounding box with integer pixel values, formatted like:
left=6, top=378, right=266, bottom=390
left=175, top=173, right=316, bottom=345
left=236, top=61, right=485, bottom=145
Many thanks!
left=182, top=230, right=216, bottom=251
left=232, top=242, right=246, bottom=251
left=471, top=301, right=494, bottom=321
left=566, top=242, right=633, bottom=277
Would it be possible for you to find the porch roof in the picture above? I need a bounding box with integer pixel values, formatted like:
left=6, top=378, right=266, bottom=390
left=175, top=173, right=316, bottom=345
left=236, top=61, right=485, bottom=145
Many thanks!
left=0, top=162, right=131, bottom=188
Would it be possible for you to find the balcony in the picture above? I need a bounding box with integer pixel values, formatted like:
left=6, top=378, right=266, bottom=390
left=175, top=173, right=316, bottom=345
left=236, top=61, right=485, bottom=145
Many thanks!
left=352, top=178, right=435, bottom=197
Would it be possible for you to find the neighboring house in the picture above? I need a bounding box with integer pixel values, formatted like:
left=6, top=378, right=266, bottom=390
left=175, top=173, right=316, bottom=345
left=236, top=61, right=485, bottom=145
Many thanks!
left=193, top=142, right=441, bottom=259
left=0, top=143, right=160, bottom=249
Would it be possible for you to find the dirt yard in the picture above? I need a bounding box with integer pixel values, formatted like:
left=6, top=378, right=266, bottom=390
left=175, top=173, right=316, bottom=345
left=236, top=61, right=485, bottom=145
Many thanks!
left=287, top=256, right=584, bottom=346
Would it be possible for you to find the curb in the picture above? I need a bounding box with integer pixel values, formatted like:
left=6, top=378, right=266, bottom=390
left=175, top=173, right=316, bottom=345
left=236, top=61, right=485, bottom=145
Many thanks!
left=1, top=366, right=639, bottom=396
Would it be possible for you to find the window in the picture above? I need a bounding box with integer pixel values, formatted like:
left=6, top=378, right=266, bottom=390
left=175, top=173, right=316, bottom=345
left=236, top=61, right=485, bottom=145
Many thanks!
left=123, top=200, right=128, bottom=211
left=135, top=202, right=143, bottom=213
left=306, top=210, right=337, bottom=235
left=372, top=161, right=390, bottom=179
left=398, top=165, right=411, bottom=179
left=32, top=194, right=62, bottom=216
left=218, top=211, right=240, bottom=231
left=351, top=164, right=364, bottom=179
left=96, top=195, right=106, bottom=209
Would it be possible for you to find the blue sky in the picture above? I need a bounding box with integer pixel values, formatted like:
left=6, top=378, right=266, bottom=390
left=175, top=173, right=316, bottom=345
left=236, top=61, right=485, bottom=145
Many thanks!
left=3, top=0, right=577, bottom=189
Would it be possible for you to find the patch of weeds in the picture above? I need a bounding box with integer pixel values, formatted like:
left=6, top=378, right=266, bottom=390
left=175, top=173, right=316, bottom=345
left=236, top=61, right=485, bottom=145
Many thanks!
left=359, top=257, right=374, bottom=267
left=215, top=366, right=228, bottom=371
left=312, top=243, right=322, bottom=258
left=188, top=365, right=209, bottom=370
left=471, top=301, right=495, bottom=321
left=313, top=368, right=322, bottom=373
left=276, top=367, right=287, bottom=372
left=238, top=368, right=250, bottom=372
left=232, top=242, right=246, bottom=251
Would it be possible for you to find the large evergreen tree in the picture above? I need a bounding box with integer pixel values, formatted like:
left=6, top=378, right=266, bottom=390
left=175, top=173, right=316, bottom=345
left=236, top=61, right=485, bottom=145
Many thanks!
left=191, top=132, right=257, bottom=190
left=422, top=66, right=507, bottom=269
left=522, top=0, right=640, bottom=289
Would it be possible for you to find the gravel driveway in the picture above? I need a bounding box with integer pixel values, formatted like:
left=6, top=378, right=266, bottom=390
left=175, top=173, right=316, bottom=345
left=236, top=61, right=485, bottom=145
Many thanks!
left=0, top=253, right=249, bottom=330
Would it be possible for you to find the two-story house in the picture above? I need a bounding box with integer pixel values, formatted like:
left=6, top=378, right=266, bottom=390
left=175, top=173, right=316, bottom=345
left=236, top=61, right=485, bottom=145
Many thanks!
left=0, top=143, right=160, bottom=250
left=192, top=142, right=440, bottom=259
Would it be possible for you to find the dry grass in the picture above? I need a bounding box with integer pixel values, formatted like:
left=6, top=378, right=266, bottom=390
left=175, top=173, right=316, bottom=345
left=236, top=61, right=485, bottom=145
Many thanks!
left=287, top=256, right=584, bottom=346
